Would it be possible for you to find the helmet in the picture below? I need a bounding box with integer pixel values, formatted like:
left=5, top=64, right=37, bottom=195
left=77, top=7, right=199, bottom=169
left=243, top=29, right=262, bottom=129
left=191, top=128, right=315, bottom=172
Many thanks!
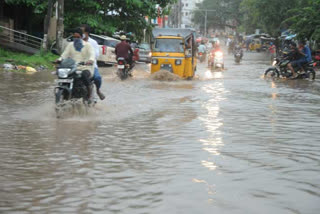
left=120, top=35, right=127, bottom=40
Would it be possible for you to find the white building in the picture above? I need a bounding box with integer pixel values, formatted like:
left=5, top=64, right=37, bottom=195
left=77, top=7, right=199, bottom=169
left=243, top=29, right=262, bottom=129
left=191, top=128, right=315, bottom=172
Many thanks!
left=181, top=0, right=202, bottom=28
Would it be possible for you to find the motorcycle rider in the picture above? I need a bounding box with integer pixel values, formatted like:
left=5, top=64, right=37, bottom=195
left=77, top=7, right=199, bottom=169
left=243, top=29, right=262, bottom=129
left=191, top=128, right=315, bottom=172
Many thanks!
left=234, top=44, right=243, bottom=59
left=115, top=35, right=134, bottom=69
left=198, top=40, right=207, bottom=61
left=58, top=28, right=95, bottom=100
left=208, top=41, right=221, bottom=67
left=81, top=24, right=105, bottom=100
left=287, top=40, right=312, bottom=78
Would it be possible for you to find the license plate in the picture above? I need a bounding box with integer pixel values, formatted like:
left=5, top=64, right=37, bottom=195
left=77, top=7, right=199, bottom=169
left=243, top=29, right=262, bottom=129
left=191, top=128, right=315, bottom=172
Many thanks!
left=118, top=65, right=125, bottom=69
left=55, top=79, right=73, bottom=83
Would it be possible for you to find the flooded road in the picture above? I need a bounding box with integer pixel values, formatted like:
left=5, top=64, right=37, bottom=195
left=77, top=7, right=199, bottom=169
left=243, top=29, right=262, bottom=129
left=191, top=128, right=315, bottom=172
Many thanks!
left=1, top=51, right=320, bottom=213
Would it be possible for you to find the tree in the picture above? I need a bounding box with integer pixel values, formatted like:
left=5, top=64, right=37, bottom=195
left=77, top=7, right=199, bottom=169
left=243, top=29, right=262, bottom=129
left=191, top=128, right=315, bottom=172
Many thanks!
left=4, top=0, right=176, bottom=40
left=193, top=0, right=243, bottom=34
left=285, top=0, right=320, bottom=41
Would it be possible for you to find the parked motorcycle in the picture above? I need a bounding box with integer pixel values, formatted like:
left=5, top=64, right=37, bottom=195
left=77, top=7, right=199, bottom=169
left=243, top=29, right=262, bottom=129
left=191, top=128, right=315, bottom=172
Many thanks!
left=264, top=55, right=316, bottom=80
left=54, top=58, right=95, bottom=118
left=208, top=50, right=224, bottom=70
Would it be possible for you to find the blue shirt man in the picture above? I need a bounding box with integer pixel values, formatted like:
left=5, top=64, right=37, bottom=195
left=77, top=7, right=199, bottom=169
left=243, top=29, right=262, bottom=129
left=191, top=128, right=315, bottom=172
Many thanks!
left=302, top=45, right=312, bottom=62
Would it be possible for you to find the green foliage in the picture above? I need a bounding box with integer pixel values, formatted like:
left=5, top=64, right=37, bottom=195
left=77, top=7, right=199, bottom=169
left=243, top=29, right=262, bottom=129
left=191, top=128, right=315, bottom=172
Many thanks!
left=193, top=0, right=243, bottom=32
left=285, top=0, right=320, bottom=41
left=0, top=48, right=57, bottom=69
left=5, top=0, right=176, bottom=40
left=193, top=0, right=319, bottom=43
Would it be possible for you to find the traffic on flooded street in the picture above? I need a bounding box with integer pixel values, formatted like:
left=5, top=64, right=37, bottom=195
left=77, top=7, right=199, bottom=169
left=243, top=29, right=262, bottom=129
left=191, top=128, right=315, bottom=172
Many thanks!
left=1, top=49, right=319, bottom=213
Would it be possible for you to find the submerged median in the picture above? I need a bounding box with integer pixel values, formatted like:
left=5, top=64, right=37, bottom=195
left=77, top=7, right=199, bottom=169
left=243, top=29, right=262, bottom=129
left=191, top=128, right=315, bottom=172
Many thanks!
left=0, top=48, right=57, bottom=73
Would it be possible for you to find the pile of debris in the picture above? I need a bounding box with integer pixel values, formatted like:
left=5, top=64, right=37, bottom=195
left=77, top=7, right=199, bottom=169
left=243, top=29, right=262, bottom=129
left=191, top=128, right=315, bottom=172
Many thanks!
left=1, top=60, right=48, bottom=74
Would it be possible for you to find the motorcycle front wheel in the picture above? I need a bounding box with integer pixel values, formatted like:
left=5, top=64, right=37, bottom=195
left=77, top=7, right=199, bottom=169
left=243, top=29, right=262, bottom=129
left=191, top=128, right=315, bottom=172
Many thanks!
left=264, top=68, right=280, bottom=78
left=55, top=89, right=65, bottom=118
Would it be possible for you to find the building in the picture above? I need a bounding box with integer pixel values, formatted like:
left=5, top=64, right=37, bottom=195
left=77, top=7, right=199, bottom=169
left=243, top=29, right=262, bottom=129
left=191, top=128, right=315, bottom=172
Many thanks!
left=181, top=0, right=202, bottom=28
left=168, top=0, right=202, bottom=29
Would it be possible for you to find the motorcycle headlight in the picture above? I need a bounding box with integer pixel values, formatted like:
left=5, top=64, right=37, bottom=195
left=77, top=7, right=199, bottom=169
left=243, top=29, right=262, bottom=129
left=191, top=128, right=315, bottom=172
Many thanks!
left=152, top=59, right=158, bottom=65
left=272, top=60, right=277, bottom=66
left=175, top=59, right=182, bottom=65
left=215, top=51, right=223, bottom=57
left=58, top=68, right=71, bottom=78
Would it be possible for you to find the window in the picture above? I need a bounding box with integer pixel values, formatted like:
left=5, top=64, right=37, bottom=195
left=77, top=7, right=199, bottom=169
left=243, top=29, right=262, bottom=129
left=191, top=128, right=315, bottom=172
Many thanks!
left=154, top=39, right=184, bottom=53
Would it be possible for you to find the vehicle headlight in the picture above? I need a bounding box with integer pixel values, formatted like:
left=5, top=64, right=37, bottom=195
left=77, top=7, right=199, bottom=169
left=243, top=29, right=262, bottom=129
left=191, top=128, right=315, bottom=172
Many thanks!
left=76, top=70, right=82, bottom=75
left=152, top=59, right=158, bottom=65
left=149, top=52, right=152, bottom=57
left=58, top=68, right=71, bottom=78
left=272, top=60, right=277, bottom=66
left=175, top=59, right=182, bottom=65
left=215, top=51, right=223, bottom=57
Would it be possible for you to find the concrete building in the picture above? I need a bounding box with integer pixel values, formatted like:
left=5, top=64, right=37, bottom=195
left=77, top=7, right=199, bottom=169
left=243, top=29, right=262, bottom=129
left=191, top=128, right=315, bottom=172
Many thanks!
left=181, top=0, right=202, bottom=28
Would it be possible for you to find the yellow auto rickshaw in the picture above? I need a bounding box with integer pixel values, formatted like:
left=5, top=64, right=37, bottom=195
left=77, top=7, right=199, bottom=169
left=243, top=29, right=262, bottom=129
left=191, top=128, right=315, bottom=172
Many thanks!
left=249, top=38, right=262, bottom=52
left=151, top=28, right=197, bottom=79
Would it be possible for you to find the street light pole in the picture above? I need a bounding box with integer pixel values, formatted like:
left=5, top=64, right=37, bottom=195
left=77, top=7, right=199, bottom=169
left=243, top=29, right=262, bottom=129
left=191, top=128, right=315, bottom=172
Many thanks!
left=204, top=10, right=207, bottom=37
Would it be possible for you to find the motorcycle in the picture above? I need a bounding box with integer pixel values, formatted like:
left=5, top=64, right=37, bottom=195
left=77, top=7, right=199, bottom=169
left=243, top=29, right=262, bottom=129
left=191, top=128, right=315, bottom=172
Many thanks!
left=54, top=58, right=95, bottom=118
left=117, top=57, right=132, bottom=80
left=264, top=54, right=316, bottom=80
left=198, top=52, right=206, bottom=63
left=234, top=50, right=243, bottom=63
left=208, top=50, right=224, bottom=70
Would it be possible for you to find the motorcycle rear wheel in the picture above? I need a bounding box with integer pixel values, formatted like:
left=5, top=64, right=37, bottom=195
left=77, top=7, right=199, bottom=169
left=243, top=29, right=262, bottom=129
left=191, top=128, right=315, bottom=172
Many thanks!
left=119, top=69, right=128, bottom=80
left=306, top=68, right=316, bottom=80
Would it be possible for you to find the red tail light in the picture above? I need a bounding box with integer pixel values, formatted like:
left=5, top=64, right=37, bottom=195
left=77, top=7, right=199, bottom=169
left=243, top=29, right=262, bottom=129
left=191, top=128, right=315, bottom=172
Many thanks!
left=102, top=45, right=106, bottom=55
left=118, top=61, right=123, bottom=65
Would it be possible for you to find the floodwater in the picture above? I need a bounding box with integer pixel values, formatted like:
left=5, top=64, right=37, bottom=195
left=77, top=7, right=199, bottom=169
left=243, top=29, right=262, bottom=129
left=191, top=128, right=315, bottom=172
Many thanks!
left=0, top=51, right=320, bottom=214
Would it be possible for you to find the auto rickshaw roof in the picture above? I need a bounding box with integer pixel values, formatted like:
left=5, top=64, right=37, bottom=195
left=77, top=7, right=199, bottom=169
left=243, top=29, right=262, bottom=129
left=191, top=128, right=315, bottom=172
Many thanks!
left=152, top=28, right=195, bottom=39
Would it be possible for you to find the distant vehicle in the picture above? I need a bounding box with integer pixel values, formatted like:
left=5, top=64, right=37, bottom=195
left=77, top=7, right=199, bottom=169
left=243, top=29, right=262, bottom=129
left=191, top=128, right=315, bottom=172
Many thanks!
left=51, top=34, right=120, bottom=65
left=208, top=50, right=224, bottom=70
left=151, top=28, right=197, bottom=79
left=138, top=43, right=151, bottom=63
left=116, top=57, right=131, bottom=80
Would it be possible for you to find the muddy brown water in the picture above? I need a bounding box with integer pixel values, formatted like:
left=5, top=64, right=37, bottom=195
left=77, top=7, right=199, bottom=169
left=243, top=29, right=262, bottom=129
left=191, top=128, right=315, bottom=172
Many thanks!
left=0, top=52, right=320, bottom=213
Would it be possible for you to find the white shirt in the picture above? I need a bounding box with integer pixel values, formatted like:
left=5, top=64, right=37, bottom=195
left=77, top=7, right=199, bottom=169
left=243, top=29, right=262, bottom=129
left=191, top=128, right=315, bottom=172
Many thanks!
left=88, top=37, right=100, bottom=68
left=60, top=40, right=95, bottom=75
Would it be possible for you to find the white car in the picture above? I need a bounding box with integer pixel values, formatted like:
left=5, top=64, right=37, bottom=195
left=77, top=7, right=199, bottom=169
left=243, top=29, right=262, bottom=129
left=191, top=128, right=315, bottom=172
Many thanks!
left=90, top=34, right=120, bottom=65
left=53, top=34, right=120, bottom=65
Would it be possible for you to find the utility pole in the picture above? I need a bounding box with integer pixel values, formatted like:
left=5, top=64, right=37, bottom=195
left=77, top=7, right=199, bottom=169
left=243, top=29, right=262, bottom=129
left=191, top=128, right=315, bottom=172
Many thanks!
left=43, top=0, right=54, bottom=50
left=178, top=0, right=182, bottom=28
left=56, top=0, right=64, bottom=54
left=204, top=10, right=207, bottom=37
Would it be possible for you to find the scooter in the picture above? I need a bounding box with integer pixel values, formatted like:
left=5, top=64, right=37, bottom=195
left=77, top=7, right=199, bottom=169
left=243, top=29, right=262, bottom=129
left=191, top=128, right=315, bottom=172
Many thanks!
left=208, top=50, right=224, bottom=70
